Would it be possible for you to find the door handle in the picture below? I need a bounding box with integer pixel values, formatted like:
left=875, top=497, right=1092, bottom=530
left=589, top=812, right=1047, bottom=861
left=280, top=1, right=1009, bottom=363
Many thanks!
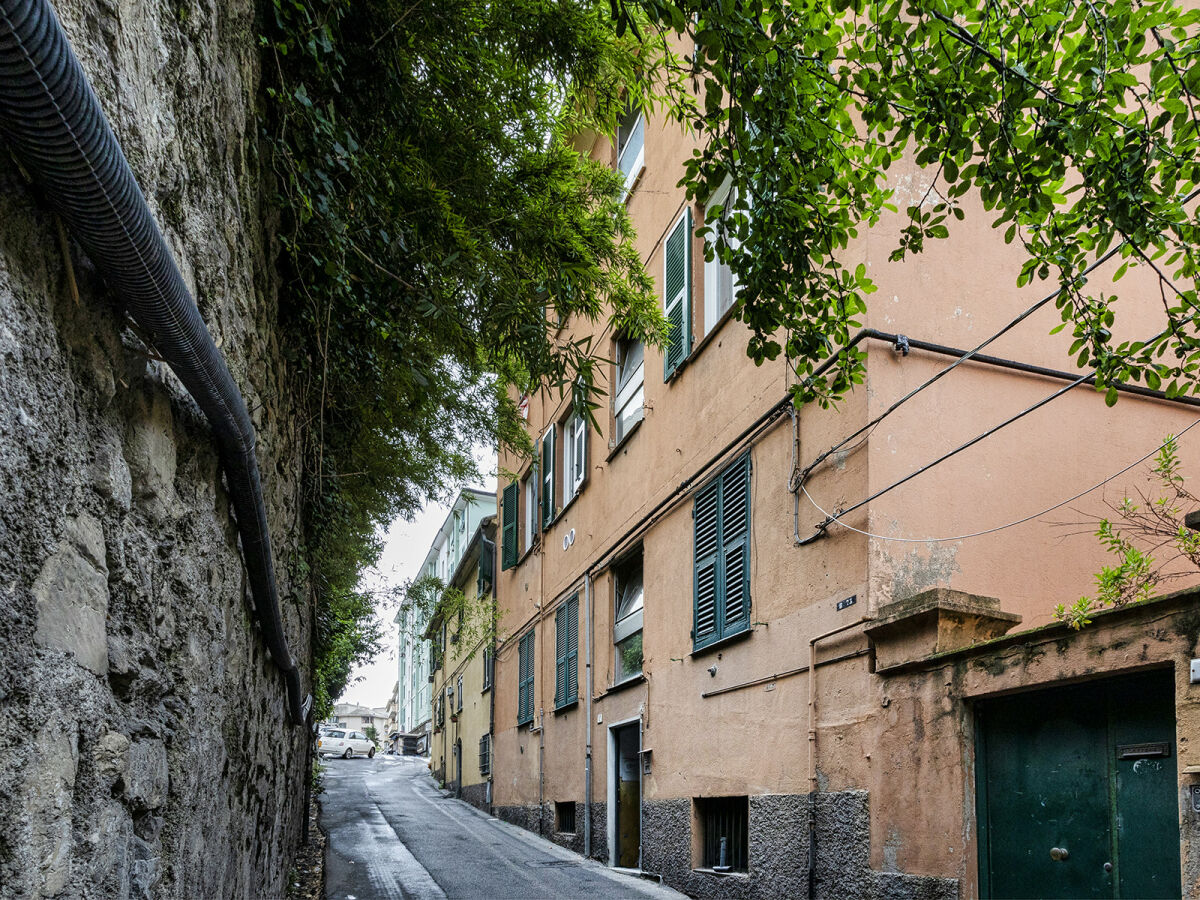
left=1049, top=847, right=1070, bottom=862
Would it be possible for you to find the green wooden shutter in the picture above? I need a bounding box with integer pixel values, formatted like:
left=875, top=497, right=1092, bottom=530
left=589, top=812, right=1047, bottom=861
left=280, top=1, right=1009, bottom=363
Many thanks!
left=663, top=208, right=693, bottom=380
left=555, top=604, right=567, bottom=706
left=517, top=631, right=534, bottom=725
left=566, top=596, right=579, bottom=704
left=693, top=453, right=752, bottom=651
left=501, top=483, right=518, bottom=570
left=542, top=427, right=555, bottom=527
left=693, top=478, right=721, bottom=650
left=721, top=454, right=752, bottom=635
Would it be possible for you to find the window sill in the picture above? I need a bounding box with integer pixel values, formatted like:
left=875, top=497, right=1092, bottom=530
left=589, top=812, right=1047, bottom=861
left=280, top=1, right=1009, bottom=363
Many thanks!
left=691, top=304, right=739, bottom=359
left=606, top=417, right=644, bottom=461
left=596, top=673, right=645, bottom=700
left=553, top=698, right=579, bottom=716
left=691, top=626, right=753, bottom=659
left=693, top=868, right=749, bottom=879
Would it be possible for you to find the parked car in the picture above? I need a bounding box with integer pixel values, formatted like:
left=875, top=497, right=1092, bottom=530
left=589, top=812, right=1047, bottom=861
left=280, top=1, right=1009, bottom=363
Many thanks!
left=318, top=728, right=376, bottom=759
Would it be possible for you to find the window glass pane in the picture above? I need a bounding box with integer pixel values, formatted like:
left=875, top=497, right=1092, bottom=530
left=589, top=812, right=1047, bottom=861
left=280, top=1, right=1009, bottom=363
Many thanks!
left=616, top=569, right=644, bottom=621
left=616, top=631, right=643, bottom=682
left=617, top=339, right=644, bottom=391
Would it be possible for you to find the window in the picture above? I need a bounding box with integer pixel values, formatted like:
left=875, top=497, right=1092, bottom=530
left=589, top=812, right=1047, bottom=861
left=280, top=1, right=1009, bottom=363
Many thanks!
left=456, top=675, right=463, bottom=711
left=703, top=181, right=742, bottom=334
left=562, top=414, right=587, bottom=504
left=517, top=630, right=535, bottom=726
left=482, top=646, right=494, bottom=691
left=663, top=208, right=693, bottom=380
left=523, top=473, right=537, bottom=553
left=614, top=337, right=644, bottom=443
left=479, top=734, right=491, bottom=775
left=616, top=105, right=645, bottom=198
left=614, top=549, right=644, bottom=683
left=501, top=482, right=519, bottom=570
left=555, top=801, right=577, bottom=834
left=554, top=595, right=580, bottom=708
left=695, top=796, right=748, bottom=872
left=446, top=683, right=455, bottom=715
left=541, top=426, right=556, bottom=527
left=693, top=453, right=752, bottom=651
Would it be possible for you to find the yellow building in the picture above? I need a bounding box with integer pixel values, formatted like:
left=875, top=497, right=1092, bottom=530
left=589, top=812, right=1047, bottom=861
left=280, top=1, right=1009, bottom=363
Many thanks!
left=427, top=517, right=497, bottom=812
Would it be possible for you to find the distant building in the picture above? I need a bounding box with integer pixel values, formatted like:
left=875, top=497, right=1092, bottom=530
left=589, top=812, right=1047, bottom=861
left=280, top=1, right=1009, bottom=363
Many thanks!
left=396, top=487, right=494, bottom=754
left=427, top=516, right=497, bottom=811
left=329, top=702, right=384, bottom=736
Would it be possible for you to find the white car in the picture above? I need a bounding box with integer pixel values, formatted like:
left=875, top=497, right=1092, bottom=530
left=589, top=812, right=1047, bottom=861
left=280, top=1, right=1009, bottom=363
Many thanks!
left=318, top=728, right=376, bottom=759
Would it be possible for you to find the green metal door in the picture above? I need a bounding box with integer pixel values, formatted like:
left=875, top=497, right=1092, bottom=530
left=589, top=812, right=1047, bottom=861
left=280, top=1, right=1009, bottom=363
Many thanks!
left=976, top=669, right=1180, bottom=899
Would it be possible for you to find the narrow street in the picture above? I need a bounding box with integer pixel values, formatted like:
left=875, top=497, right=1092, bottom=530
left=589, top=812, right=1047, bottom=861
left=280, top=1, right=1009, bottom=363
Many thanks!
left=319, top=755, right=684, bottom=900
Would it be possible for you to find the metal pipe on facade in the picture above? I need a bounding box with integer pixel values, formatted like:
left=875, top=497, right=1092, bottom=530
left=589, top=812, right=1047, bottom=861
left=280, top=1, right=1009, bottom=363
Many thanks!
left=583, top=572, right=594, bottom=859
left=0, top=0, right=309, bottom=723
left=806, top=618, right=871, bottom=899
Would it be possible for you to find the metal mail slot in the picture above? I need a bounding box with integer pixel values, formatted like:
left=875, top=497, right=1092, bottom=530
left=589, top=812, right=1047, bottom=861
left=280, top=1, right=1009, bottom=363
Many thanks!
left=1117, top=741, right=1172, bottom=760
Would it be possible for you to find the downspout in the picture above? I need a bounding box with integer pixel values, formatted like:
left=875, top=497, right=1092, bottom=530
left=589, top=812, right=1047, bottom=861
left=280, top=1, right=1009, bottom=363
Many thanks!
left=583, top=572, right=593, bottom=859
left=0, top=0, right=310, bottom=724
left=806, top=618, right=870, bottom=899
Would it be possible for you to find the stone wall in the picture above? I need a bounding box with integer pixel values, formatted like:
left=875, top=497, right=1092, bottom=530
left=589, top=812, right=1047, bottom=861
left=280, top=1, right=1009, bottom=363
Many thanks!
left=0, top=0, right=311, bottom=897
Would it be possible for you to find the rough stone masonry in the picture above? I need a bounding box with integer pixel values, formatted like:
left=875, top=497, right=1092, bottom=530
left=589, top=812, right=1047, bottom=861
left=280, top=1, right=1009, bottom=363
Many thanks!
left=0, top=0, right=311, bottom=897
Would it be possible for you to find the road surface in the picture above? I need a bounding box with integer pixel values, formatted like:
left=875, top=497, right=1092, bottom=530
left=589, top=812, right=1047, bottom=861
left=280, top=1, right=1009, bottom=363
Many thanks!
left=319, top=753, right=684, bottom=900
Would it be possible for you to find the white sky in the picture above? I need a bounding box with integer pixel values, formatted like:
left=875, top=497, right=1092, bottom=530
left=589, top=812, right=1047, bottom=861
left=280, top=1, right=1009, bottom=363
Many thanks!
left=336, top=447, right=498, bottom=711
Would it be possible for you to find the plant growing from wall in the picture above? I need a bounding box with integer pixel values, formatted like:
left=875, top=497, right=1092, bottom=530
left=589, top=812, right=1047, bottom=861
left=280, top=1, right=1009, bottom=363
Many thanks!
left=258, top=0, right=666, bottom=715
left=1057, top=436, right=1200, bottom=628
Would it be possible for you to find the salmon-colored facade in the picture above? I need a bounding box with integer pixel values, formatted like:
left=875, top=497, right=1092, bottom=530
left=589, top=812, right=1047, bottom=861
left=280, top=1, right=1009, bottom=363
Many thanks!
left=489, top=96, right=1200, bottom=899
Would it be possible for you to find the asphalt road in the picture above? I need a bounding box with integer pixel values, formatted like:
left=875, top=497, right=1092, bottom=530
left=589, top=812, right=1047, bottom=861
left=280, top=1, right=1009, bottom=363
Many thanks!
left=319, top=754, right=684, bottom=900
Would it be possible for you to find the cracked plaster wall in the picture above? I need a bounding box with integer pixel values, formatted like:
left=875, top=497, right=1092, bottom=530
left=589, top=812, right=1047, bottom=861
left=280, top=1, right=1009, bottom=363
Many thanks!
left=0, top=0, right=310, bottom=896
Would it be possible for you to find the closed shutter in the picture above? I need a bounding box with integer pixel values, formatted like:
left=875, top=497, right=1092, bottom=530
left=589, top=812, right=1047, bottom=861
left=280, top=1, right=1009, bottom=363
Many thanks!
left=566, top=596, right=579, bottom=704
left=501, top=483, right=518, bottom=570
left=721, top=454, right=752, bottom=635
left=663, top=208, right=693, bottom=380
left=692, top=453, right=752, bottom=651
left=555, top=604, right=567, bottom=706
left=542, top=427, right=556, bottom=527
left=518, top=631, right=535, bottom=725
left=693, top=479, right=720, bottom=649
left=478, top=535, right=495, bottom=595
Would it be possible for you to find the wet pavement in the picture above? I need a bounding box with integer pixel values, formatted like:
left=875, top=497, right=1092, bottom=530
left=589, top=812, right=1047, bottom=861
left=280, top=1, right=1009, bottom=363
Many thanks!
left=319, top=754, right=684, bottom=900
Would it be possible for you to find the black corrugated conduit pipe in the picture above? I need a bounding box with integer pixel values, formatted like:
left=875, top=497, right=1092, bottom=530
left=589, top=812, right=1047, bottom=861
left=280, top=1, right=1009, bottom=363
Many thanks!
left=0, top=0, right=311, bottom=725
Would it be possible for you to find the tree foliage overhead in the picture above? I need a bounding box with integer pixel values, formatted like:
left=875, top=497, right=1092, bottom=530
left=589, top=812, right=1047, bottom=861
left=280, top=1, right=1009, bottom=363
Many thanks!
left=616, top=0, right=1200, bottom=406
left=259, top=0, right=663, bottom=715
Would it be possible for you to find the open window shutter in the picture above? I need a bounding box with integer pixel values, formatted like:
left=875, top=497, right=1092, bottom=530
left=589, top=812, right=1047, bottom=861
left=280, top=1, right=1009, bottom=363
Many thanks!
left=663, top=208, right=693, bottom=380
left=501, top=483, right=519, bottom=570
left=531, top=438, right=540, bottom=536
left=554, top=605, right=567, bottom=706
left=693, top=478, right=721, bottom=650
left=566, top=596, right=579, bottom=703
left=542, top=427, right=555, bottom=527
left=720, top=455, right=752, bottom=635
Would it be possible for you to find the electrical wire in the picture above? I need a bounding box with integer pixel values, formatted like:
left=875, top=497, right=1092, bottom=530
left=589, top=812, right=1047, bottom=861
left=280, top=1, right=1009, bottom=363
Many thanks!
left=796, top=185, right=1200, bottom=483
left=800, top=416, right=1200, bottom=543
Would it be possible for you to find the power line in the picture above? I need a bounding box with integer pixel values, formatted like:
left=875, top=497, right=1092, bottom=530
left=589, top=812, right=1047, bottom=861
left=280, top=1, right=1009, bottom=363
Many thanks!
left=800, top=416, right=1200, bottom=543
left=796, top=184, right=1200, bottom=483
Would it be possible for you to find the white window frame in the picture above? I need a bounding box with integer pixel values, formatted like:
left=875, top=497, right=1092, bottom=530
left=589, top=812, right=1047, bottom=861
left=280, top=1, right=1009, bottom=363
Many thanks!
left=523, top=474, right=536, bottom=553
left=704, top=178, right=742, bottom=335
left=562, top=414, right=587, bottom=504
left=614, top=337, right=644, bottom=443
left=616, top=107, right=645, bottom=200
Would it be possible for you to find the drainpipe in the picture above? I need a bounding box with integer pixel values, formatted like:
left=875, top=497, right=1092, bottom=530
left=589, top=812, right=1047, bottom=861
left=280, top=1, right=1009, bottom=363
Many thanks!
left=584, top=572, right=593, bottom=859
left=806, top=617, right=870, bottom=899
left=538, top=704, right=545, bottom=836
left=0, top=0, right=310, bottom=724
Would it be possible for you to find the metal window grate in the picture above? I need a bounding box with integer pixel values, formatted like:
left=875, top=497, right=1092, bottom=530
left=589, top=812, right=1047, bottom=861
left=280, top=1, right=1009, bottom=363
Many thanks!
left=700, top=796, right=748, bottom=871
left=479, top=734, right=491, bottom=775
left=555, top=801, right=577, bottom=834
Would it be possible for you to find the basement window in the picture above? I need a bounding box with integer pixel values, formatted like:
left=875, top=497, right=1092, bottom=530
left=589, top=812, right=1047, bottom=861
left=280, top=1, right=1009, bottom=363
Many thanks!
left=555, top=801, right=577, bottom=834
left=694, top=796, right=748, bottom=872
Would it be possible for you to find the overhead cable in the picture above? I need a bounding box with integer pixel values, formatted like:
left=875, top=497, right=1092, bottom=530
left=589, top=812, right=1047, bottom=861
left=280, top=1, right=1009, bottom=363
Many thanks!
left=800, top=415, right=1200, bottom=543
